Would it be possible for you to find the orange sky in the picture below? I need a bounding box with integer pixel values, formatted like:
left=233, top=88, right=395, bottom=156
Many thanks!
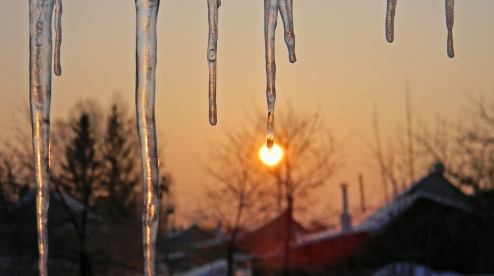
left=1, top=0, right=494, bottom=226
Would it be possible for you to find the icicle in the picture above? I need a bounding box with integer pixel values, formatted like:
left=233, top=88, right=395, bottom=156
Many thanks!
left=207, top=0, right=220, bottom=126
left=135, top=0, right=160, bottom=275
left=385, top=0, right=397, bottom=43
left=54, top=0, right=62, bottom=76
left=278, top=0, right=296, bottom=63
left=265, top=0, right=279, bottom=149
left=446, top=0, right=454, bottom=58
left=29, top=0, right=55, bottom=275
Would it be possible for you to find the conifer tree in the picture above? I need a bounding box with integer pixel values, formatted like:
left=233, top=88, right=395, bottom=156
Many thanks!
left=99, top=104, right=139, bottom=219
left=57, top=112, right=99, bottom=276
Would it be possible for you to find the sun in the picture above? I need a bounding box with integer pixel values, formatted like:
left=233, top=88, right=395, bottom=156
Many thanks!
left=259, top=143, right=283, bottom=166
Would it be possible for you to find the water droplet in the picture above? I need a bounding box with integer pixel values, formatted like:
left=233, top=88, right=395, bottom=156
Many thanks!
left=208, top=49, right=216, bottom=62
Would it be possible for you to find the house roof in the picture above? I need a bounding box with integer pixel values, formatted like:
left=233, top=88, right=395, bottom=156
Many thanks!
left=235, top=209, right=308, bottom=255
left=166, top=224, right=218, bottom=252
left=255, top=164, right=477, bottom=271
left=355, top=164, right=473, bottom=232
left=2, top=189, right=103, bottom=227
left=259, top=230, right=371, bottom=270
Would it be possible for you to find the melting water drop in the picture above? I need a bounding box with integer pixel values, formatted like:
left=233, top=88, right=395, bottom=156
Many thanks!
left=54, top=0, right=62, bottom=76
left=207, top=0, right=220, bottom=126
left=29, top=0, right=55, bottom=275
left=385, top=0, right=397, bottom=43
left=135, top=0, right=161, bottom=275
left=267, top=111, right=274, bottom=149
left=446, top=0, right=455, bottom=58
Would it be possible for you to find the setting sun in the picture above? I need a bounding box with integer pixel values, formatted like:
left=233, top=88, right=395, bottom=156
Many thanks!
left=259, top=143, right=283, bottom=166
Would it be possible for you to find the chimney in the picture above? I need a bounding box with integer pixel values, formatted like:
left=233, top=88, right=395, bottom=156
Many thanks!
left=340, top=183, right=353, bottom=233
left=432, top=162, right=445, bottom=176
left=358, top=174, right=366, bottom=214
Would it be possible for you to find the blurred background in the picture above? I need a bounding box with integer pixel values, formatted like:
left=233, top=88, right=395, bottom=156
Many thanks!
left=1, top=0, right=494, bottom=275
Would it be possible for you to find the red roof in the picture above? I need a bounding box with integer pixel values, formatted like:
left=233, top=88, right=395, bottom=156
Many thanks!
left=261, top=230, right=371, bottom=270
left=236, top=210, right=308, bottom=255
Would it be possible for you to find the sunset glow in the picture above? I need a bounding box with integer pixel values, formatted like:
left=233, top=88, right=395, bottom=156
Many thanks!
left=259, top=143, right=283, bottom=166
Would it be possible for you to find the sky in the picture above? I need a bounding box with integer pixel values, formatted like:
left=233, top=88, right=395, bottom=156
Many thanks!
left=1, top=0, right=494, bottom=226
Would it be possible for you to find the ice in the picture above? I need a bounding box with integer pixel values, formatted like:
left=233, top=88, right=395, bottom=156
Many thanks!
left=54, top=0, right=62, bottom=76
left=264, top=0, right=278, bottom=149
left=135, top=0, right=161, bottom=275
left=263, top=0, right=296, bottom=148
left=278, top=0, right=296, bottom=63
left=385, top=0, right=397, bottom=43
left=29, top=0, right=55, bottom=275
left=207, top=0, right=220, bottom=126
left=446, top=0, right=454, bottom=58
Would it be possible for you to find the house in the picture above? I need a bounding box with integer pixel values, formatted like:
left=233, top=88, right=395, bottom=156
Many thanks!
left=347, top=164, right=494, bottom=275
left=0, top=189, right=106, bottom=276
left=254, top=163, right=494, bottom=275
left=253, top=185, right=371, bottom=274
left=235, top=209, right=309, bottom=255
left=162, top=211, right=309, bottom=276
left=354, top=163, right=473, bottom=232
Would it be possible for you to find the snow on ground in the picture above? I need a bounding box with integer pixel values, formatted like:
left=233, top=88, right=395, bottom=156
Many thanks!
left=373, top=263, right=494, bottom=276
left=180, top=259, right=251, bottom=276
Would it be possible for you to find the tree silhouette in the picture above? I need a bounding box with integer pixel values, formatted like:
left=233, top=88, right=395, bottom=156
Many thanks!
left=98, top=104, right=140, bottom=220
left=202, top=104, right=341, bottom=276
left=55, top=112, right=99, bottom=276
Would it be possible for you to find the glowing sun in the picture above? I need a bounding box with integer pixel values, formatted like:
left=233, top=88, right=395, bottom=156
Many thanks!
left=259, top=143, right=283, bottom=166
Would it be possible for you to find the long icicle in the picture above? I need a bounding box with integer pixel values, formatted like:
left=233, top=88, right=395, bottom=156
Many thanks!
left=265, top=0, right=279, bottom=149
left=54, top=0, right=62, bottom=76
left=385, top=0, right=397, bottom=43
left=29, top=0, right=55, bottom=275
left=446, top=0, right=455, bottom=58
left=278, top=0, right=296, bottom=63
left=207, top=0, right=220, bottom=126
left=135, top=0, right=161, bottom=275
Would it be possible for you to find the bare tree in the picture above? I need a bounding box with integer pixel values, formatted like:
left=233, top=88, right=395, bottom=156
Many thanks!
left=270, top=104, right=341, bottom=217
left=416, top=93, right=494, bottom=193
left=200, top=104, right=341, bottom=276
left=202, top=123, right=269, bottom=276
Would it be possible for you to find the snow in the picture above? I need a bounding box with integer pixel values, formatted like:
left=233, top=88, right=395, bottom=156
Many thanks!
left=373, top=263, right=494, bottom=276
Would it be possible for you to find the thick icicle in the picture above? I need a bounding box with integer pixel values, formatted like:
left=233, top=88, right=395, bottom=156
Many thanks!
left=446, top=0, right=454, bottom=58
left=207, top=0, right=220, bottom=126
left=135, top=1, right=161, bottom=275
left=29, top=0, right=55, bottom=275
left=385, top=0, right=397, bottom=43
left=278, top=0, right=296, bottom=63
left=54, top=0, right=62, bottom=76
left=265, top=0, right=279, bottom=149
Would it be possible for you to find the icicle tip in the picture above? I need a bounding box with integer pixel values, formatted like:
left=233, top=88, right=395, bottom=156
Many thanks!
left=266, top=136, right=274, bottom=149
left=289, top=52, right=296, bottom=63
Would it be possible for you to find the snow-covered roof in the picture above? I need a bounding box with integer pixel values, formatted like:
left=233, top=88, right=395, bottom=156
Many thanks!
left=354, top=166, right=473, bottom=232
left=292, top=227, right=369, bottom=248
left=181, top=259, right=227, bottom=276
left=14, top=189, right=89, bottom=214
left=8, top=189, right=103, bottom=223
